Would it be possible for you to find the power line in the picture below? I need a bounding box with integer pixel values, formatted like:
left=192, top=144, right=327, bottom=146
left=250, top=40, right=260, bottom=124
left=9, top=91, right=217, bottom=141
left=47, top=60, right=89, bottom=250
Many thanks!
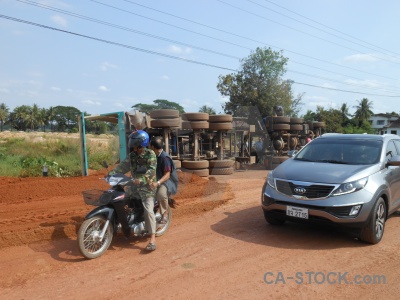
left=287, top=70, right=400, bottom=94
left=0, top=14, right=237, bottom=72
left=246, top=0, right=400, bottom=60
left=19, top=0, right=400, bottom=94
left=16, top=0, right=241, bottom=60
left=95, top=0, right=399, bottom=81
left=262, top=0, right=400, bottom=58
left=1, top=14, right=399, bottom=98
left=293, top=82, right=400, bottom=97
left=218, top=0, right=400, bottom=65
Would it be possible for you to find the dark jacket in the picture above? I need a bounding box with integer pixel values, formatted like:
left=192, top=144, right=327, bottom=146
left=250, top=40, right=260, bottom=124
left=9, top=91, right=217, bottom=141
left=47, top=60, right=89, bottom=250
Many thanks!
left=156, top=150, right=178, bottom=195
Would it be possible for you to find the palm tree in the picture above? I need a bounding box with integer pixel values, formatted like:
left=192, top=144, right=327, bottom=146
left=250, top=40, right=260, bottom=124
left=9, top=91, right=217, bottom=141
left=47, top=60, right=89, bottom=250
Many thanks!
left=340, top=103, right=351, bottom=126
left=199, top=105, right=216, bottom=115
left=353, top=98, right=373, bottom=126
left=25, top=104, right=39, bottom=131
left=46, top=106, right=56, bottom=132
left=0, top=103, right=9, bottom=131
left=37, top=108, right=48, bottom=132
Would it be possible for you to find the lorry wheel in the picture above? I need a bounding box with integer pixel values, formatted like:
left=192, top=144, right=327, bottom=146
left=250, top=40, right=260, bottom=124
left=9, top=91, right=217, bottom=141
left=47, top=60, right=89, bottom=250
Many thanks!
left=150, top=109, right=179, bottom=119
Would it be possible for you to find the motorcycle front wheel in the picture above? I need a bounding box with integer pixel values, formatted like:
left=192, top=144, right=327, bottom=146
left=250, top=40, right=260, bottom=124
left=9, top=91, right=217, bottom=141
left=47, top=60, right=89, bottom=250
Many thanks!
left=155, top=205, right=172, bottom=237
left=78, top=216, right=113, bottom=259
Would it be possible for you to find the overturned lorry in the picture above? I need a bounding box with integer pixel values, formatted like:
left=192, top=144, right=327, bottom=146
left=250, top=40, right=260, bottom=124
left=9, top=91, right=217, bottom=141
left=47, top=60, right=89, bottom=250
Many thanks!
left=262, top=114, right=325, bottom=170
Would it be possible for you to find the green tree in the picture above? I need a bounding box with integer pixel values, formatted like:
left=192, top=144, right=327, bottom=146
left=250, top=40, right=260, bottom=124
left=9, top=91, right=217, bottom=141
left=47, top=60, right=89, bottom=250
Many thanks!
left=199, top=105, right=216, bottom=115
left=217, top=47, right=301, bottom=118
left=132, top=99, right=185, bottom=114
left=37, top=107, right=48, bottom=132
left=0, top=103, right=9, bottom=131
left=315, top=106, right=344, bottom=133
left=302, top=109, right=317, bottom=122
left=46, top=106, right=56, bottom=132
left=53, top=106, right=81, bottom=132
left=303, top=105, right=344, bottom=133
left=9, top=105, right=31, bottom=131
left=353, top=98, right=374, bottom=126
left=25, top=103, right=39, bottom=130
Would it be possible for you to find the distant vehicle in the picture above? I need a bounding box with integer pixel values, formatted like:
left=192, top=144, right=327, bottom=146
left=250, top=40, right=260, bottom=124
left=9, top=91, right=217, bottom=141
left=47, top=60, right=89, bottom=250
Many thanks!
left=261, top=133, right=400, bottom=244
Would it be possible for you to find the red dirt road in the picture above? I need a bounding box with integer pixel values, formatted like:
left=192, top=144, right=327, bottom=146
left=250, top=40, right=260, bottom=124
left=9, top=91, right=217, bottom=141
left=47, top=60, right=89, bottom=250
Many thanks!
left=1, top=169, right=400, bottom=299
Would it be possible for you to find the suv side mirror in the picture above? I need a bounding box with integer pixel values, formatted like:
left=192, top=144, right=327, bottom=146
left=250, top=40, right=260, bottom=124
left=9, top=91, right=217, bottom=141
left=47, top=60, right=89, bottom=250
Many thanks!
left=386, top=155, right=400, bottom=167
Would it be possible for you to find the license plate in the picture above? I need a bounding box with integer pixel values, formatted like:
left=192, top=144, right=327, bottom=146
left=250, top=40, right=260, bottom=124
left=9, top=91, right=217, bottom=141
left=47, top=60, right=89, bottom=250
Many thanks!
left=286, top=206, right=309, bottom=219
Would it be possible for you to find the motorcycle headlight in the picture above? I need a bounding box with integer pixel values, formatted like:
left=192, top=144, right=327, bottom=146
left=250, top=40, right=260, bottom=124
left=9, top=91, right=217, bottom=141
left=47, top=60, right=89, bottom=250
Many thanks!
left=267, top=172, right=276, bottom=190
left=332, top=177, right=368, bottom=196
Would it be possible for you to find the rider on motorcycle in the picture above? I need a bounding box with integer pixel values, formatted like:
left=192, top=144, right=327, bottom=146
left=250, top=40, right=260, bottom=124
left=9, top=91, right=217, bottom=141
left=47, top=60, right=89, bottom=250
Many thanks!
left=150, top=136, right=178, bottom=223
left=108, top=130, right=158, bottom=251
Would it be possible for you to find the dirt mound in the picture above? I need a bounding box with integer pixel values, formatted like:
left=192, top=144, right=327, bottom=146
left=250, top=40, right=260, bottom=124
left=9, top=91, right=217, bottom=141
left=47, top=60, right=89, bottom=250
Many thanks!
left=0, top=172, right=233, bottom=249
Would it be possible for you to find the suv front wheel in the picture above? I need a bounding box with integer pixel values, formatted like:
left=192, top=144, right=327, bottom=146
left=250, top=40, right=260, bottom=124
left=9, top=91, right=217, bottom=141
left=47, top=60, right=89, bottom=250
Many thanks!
left=359, top=197, right=386, bottom=244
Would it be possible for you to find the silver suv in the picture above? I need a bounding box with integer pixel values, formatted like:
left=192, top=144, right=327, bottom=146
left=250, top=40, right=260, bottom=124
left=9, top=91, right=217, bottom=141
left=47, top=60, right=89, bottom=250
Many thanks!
left=262, top=133, right=400, bottom=244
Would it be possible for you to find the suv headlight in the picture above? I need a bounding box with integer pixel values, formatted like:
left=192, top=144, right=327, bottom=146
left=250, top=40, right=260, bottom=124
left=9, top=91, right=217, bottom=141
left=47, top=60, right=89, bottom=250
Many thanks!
left=332, top=177, right=368, bottom=196
left=267, top=172, right=276, bottom=190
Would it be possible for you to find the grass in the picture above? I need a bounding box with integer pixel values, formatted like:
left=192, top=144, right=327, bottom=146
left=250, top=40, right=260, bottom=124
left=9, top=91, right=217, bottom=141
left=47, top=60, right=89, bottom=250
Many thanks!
left=0, top=132, right=120, bottom=177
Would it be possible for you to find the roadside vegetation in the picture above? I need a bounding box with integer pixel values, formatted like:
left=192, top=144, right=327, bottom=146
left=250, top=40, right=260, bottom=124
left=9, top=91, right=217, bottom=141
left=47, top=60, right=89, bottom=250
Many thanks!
left=0, top=132, right=119, bottom=177
left=0, top=47, right=392, bottom=179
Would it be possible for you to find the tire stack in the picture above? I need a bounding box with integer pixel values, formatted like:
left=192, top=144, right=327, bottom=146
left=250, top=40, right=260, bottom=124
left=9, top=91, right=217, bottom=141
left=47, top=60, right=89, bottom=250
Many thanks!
left=149, top=109, right=180, bottom=129
left=208, top=114, right=233, bottom=131
left=208, top=114, right=234, bottom=175
left=307, top=121, right=326, bottom=137
left=181, top=112, right=210, bottom=177
left=181, top=112, right=209, bottom=130
left=289, top=117, right=304, bottom=132
left=289, top=117, right=304, bottom=149
left=209, top=160, right=234, bottom=175
left=272, top=116, right=290, bottom=131
left=181, top=160, right=209, bottom=177
left=270, top=116, right=290, bottom=169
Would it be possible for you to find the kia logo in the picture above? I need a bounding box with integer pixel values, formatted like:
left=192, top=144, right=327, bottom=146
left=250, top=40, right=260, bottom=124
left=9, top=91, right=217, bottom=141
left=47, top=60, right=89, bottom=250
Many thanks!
left=294, top=187, right=306, bottom=194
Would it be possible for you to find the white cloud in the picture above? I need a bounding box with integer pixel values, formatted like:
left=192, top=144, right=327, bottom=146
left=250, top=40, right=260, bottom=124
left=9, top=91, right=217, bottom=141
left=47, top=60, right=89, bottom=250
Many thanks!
left=161, top=75, right=170, bottom=80
left=343, top=54, right=378, bottom=63
left=50, top=86, right=61, bottom=91
left=100, top=62, right=118, bottom=71
left=0, top=88, right=10, bottom=94
left=321, top=82, right=336, bottom=89
left=83, top=100, right=102, bottom=106
left=114, top=103, right=125, bottom=108
left=345, top=79, right=380, bottom=88
left=98, top=85, right=110, bottom=92
left=181, top=98, right=200, bottom=112
left=167, top=45, right=192, bottom=55
left=51, top=15, right=67, bottom=27
left=303, top=95, right=333, bottom=111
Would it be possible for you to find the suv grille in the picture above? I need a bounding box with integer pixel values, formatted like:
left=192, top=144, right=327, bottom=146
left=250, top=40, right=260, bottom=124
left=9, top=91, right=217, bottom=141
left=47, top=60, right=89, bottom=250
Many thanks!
left=276, top=180, right=335, bottom=199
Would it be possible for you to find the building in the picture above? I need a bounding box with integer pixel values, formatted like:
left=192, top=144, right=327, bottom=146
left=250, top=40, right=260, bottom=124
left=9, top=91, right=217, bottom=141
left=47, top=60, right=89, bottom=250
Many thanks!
left=369, top=114, right=399, bottom=134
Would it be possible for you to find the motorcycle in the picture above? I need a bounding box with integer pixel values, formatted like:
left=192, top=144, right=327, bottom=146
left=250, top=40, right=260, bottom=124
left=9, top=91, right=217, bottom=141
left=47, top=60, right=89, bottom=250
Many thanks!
left=77, top=172, right=172, bottom=259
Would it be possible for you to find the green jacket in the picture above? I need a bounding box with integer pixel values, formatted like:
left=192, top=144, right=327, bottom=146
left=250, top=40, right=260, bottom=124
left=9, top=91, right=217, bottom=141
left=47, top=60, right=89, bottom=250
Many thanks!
left=110, top=148, right=157, bottom=198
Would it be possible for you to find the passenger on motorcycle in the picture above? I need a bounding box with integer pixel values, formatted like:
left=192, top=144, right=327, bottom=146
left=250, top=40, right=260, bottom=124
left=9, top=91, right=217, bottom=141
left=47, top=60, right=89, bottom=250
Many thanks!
left=108, top=130, right=158, bottom=251
left=150, top=136, right=178, bottom=224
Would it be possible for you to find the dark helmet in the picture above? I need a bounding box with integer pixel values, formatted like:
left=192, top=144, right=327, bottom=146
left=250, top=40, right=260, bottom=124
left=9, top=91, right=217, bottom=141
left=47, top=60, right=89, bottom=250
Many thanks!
left=128, top=130, right=149, bottom=148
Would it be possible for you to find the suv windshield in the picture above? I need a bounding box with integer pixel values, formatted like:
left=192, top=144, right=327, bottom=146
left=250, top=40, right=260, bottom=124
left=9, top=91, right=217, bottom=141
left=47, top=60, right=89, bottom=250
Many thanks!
left=294, top=138, right=382, bottom=165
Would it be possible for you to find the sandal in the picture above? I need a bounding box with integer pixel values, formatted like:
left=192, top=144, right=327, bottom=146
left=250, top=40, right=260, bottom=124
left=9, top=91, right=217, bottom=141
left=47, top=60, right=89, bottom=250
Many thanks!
left=145, top=242, right=157, bottom=251
left=159, top=215, right=168, bottom=224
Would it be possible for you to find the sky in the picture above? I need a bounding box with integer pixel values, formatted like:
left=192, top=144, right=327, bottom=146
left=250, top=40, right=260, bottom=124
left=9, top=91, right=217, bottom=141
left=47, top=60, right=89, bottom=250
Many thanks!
left=1, top=0, right=400, bottom=117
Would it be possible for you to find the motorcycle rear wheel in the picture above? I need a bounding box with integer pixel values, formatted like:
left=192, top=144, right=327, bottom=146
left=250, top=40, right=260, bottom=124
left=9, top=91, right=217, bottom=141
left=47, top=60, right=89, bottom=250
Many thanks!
left=155, top=205, right=172, bottom=237
left=78, top=216, right=113, bottom=259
